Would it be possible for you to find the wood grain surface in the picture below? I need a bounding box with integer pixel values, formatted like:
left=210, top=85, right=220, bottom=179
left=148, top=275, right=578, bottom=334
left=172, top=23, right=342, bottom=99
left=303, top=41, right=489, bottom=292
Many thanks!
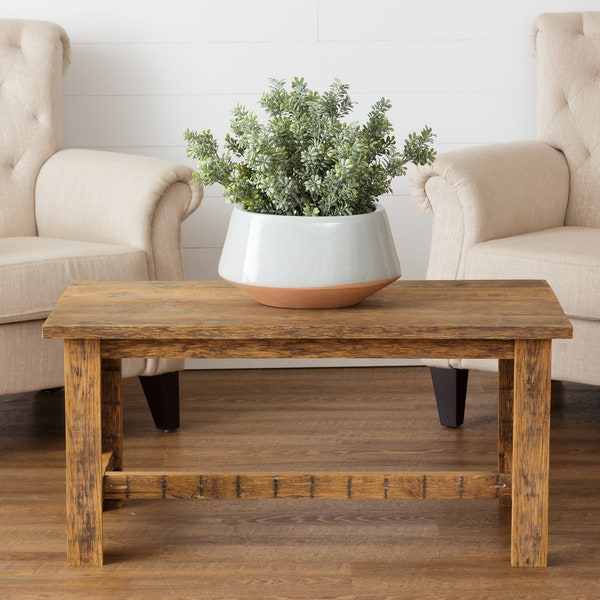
left=43, top=279, right=573, bottom=341
left=43, top=279, right=572, bottom=568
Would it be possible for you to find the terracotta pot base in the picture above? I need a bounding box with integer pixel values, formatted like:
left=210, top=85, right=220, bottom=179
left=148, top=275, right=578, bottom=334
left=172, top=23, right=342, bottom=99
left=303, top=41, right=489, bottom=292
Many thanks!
left=224, top=277, right=400, bottom=309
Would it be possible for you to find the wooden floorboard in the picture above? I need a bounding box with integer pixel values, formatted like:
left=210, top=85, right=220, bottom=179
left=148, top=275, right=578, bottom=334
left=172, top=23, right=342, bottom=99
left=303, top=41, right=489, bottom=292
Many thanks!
left=0, top=366, right=599, bottom=599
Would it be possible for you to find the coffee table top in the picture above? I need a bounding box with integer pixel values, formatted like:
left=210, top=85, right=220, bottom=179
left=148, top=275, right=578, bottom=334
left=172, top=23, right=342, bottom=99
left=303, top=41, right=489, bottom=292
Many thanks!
left=42, top=279, right=572, bottom=342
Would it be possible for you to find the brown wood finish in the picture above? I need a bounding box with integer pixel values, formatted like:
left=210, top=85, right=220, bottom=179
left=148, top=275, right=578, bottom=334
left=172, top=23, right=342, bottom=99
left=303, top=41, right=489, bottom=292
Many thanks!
left=2, top=367, right=600, bottom=598
left=498, top=358, right=514, bottom=510
left=101, top=358, right=123, bottom=511
left=512, top=339, right=552, bottom=567
left=63, top=339, right=103, bottom=567
left=42, top=280, right=573, bottom=568
left=99, top=338, right=517, bottom=360
left=104, top=471, right=511, bottom=501
left=43, top=279, right=572, bottom=341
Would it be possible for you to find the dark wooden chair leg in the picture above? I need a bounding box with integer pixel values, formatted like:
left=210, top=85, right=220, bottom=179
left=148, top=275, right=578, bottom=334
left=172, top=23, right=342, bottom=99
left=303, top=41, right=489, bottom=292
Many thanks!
left=139, top=371, right=180, bottom=432
left=429, top=367, right=469, bottom=428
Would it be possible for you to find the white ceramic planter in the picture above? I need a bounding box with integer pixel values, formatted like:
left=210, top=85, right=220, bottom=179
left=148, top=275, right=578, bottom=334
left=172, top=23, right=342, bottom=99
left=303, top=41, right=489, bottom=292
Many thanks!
left=218, top=205, right=401, bottom=308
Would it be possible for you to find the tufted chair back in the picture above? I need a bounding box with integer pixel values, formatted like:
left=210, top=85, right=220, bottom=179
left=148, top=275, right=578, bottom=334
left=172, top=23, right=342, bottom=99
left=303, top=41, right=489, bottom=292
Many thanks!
left=0, top=19, right=70, bottom=237
left=533, top=12, right=600, bottom=227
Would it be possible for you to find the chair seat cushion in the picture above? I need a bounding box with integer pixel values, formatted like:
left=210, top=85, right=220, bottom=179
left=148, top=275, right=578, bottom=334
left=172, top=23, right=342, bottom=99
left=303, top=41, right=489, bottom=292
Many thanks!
left=0, top=236, right=148, bottom=325
left=465, top=226, right=600, bottom=320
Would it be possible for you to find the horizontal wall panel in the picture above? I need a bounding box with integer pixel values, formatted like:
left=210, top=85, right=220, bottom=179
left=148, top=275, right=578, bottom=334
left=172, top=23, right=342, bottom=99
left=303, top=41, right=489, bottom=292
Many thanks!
left=63, top=39, right=536, bottom=97
left=2, top=0, right=318, bottom=43
left=380, top=196, right=433, bottom=281
left=182, top=248, right=221, bottom=280
left=62, top=91, right=536, bottom=149
left=13, top=0, right=598, bottom=46
left=318, top=0, right=600, bottom=41
left=319, top=0, right=525, bottom=41
left=63, top=43, right=321, bottom=96
left=181, top=196, right=233, bottom=249
left=62, top=94, right=261, bottom=149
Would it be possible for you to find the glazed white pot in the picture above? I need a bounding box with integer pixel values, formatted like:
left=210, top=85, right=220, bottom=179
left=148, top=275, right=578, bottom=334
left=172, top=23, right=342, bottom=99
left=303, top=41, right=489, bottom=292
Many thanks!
left=218, top=204, right=401, bottom=308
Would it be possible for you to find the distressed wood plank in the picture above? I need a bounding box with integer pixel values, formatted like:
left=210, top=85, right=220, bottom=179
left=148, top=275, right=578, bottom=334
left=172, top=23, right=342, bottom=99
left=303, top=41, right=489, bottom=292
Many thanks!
left=64, top=339, right=103, bottom=566
left=104, top=471, right=511, bottom=501
left=498, top=358, right=514, bottom=509
left=99, top=338, right=515, bottom=360
left=101, top=358, right=123, bottom=510
left=42, top=280, right=573, bottom=342
left=101, top=451, right=114, bottom=474
left=512, top=339, right=552, bottom=567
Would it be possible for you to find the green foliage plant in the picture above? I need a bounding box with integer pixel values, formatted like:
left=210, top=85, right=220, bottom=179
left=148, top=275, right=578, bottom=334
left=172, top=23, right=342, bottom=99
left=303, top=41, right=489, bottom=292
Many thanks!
left=184, top=77, right=436, bottom=217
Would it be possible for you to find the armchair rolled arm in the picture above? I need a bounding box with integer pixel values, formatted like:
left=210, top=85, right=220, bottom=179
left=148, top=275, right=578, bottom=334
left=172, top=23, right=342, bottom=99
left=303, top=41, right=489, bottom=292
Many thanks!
left=409, top=140, right=569, bottom=279
left=34, top=149, right=203, bottom=279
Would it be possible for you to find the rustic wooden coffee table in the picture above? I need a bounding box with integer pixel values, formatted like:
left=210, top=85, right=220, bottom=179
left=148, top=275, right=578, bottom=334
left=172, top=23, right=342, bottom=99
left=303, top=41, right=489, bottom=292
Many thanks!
left=43, top=279, right=572, bottom=567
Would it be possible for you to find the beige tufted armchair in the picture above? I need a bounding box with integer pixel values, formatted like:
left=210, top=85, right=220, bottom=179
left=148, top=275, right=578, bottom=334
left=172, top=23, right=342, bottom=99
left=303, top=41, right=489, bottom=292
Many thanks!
left=0, top=20, right=202, bottom=430
left=410, top=12, right=600, bottom=426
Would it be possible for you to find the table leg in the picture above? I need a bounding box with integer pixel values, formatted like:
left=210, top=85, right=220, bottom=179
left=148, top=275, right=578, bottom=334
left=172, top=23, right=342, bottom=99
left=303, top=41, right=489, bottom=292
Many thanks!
left=498, top=359, right=514, bottom=509
left=64, top=339, right=103, bottom=566
left=511, top=339, right=552, bottom=567
left=102, top=358, right=123, bottom=510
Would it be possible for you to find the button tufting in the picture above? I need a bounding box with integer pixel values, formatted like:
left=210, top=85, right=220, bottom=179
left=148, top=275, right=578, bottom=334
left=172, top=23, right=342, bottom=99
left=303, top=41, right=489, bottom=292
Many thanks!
left=6, top=38, right=23, bottom=52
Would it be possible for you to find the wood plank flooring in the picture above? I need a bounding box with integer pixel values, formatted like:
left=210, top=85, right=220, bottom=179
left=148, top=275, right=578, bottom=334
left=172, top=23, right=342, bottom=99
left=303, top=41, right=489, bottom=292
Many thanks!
left=1, top=366, right=599, bottom=599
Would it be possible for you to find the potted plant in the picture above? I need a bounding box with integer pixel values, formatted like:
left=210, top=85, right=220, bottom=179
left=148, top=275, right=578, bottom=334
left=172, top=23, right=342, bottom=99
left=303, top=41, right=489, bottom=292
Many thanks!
left=184, top=77, right=435, bottom=308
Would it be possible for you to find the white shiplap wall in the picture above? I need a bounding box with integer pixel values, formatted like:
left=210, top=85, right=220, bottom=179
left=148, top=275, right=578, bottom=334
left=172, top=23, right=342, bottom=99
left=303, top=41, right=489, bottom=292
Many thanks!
left=6, top=1, right=598, bottom=368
